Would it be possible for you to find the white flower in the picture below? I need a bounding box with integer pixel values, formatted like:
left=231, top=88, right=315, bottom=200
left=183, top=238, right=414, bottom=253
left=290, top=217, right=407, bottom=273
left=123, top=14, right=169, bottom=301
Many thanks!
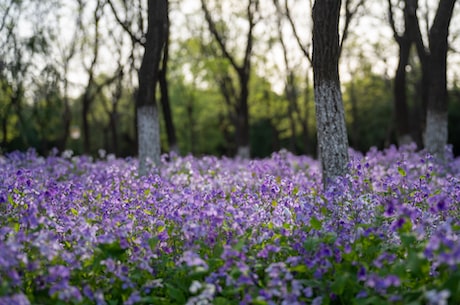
left=426, top=289, right=450, bottom=305
left=189, top=280, right=202, bottom=294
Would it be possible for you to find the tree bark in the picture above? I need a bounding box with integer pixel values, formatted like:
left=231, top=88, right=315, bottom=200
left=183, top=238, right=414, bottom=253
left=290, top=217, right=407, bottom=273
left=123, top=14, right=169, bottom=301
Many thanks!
left=136, top=0, right=168, bottom=175
left=312, top=0, right=349, bottom=187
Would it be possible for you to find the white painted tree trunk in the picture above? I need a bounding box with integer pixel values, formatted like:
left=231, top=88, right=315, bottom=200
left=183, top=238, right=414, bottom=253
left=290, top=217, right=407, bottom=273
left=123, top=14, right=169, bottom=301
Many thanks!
left=315, top=80, right=349, bottom=185
left=236, top=145, right=250, bottom=159
left=398, top=134, right=414, bottom=147
left=137, top=104, right=161, bottom=176
left=424, top=109, right=448, bottom=158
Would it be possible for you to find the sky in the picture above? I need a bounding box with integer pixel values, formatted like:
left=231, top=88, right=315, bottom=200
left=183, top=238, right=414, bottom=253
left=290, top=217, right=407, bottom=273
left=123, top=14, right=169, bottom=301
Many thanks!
left=9, top=0, right=460, bottom=98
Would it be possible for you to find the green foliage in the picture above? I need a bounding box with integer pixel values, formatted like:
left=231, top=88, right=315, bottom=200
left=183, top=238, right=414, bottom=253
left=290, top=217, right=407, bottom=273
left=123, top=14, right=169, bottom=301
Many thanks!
left=342, top=66, right=393, bottom=152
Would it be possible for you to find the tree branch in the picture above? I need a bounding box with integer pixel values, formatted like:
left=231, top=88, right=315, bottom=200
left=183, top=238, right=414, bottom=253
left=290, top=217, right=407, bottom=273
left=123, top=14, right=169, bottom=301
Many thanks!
left=200, top=0, right=240, bottom=71
left=387, top=0, right=402, bottom=44
left=106, top=0, right=144, bottom=46
left=284, top=0, right=312, bottom=64
left=0, top=0, right=14, bottom=33
left=242, top=0, right=258, bottom=75
left=339, top=0, right=365, bottom=56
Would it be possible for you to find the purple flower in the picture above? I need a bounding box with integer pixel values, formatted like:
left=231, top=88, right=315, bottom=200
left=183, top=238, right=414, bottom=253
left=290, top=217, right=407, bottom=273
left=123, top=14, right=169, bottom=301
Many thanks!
left=357, top=266, right=366, bottom=281
left=303, top=286, right=313, bottom=298
left=0, top=294, right=30, bottom=305
left=180, top=250, right=209, bottom=271
left=391, top=217, right=406, bottom=231
left=312, top=296, right=323, bottom=305
left=124, top=291, right=141, bottom=305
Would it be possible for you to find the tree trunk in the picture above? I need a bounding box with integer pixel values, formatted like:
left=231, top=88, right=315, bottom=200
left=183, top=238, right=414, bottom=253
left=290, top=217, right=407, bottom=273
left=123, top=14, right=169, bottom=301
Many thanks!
left=286, top=73, right=298, bottom=154
left=159, top=9, right=178, bottom=155
left=393, top=36, right=413, bottom=146
left=159, top=72, right=178, bottom=154
left=58, top=95, right=71, bottom=152
left=390, top=0, right=421, bottom=146
left=136, top=0, right=168, bottom=175
left=82, top=89, right=92, bottom=154
left=424, top=0, right=456, bottom=158
left=312, top=0, right=349, bottom=187
left=236, top=70, right=251, bottom=158
left=1, top=102, right=12, bottom=147
left=186, top=98, right=196, bottom=154
left=109, top=111, right=118, bottom=155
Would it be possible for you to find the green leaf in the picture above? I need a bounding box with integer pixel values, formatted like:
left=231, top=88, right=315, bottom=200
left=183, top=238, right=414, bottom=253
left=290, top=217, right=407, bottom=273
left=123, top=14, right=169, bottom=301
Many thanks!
left=400, top=233, right=416, bottom=248
left=292, top=186, right=299, bottom=195
left=398, top=166, right=406, bottom=177
left=233, top=239, right=245, bottom=251
left=13, top=221, right=20, bottom=233
left=98, top=241, right=127, bottom=259
left=148, top=237, right=159, bottom=250
left=310, top=216, right=322, bottom=230
left=166, top=284, right=186, bottom=304
left=7, top=194, right=16, bottom=207
left=398, top=219, right=413, bottom=234
left=70, top=208, right=78, bottom=216
left=304, top=238, right=320, bottom=252
left=331, top=272, right=349, bottom=295
left=252, top=301, right=268, bottom=305
left=406, top=251, right=429, bottom=278
left=213, top=297, right=233, bottom=305
left=290, top=264, right=308, bottom=273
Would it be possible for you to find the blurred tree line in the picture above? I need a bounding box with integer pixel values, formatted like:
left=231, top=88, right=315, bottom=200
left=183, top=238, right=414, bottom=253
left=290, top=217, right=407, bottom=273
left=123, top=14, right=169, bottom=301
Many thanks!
left=1, top=0, right=460, bottom=159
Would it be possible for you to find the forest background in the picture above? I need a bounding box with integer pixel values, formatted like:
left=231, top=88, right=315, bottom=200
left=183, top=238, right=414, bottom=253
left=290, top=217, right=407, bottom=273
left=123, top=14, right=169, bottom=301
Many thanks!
left=1, top=0, right=460, bottom=159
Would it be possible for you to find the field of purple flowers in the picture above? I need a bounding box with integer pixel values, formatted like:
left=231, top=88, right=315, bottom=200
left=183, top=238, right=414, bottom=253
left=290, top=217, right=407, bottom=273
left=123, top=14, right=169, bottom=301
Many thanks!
left=1, top=145, right=460, bottom=305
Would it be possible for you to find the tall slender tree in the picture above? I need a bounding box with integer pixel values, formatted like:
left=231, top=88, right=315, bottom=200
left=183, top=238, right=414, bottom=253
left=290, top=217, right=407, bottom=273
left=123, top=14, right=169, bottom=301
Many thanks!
left=275, top=0, right=363, bottom=156
left=201, top=0, right=260, bottom=158
left=312, top=0, right=349, bottom=187
left=136, top=0, right=168, bottom=174
left=158, top=16, right=178, bottom=154
left=387, top=0, right=419, bottom=146
left=420, top=0, right=457, bottom=158
left=388, top=0, right=457, bottom=157
left=81, top=0, right=103, bottom=154
left=108, top=0, right=176, bottom=173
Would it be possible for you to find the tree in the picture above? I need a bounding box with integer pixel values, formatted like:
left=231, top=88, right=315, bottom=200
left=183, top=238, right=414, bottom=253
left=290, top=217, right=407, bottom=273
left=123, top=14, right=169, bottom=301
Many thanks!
left=388, top=0, right=457, bottom=157
left=312, top=0, right=349, bottom=187
left=273, top=0, right=363, bottom=156
left=342, top=57, right=394, bottom=152
left=387, top=0, right=421, bottom=146
left=55, top=0, right=84, bottom=152
left=201, top=0, right=260, bottom=158
left=0, top=0, right=59, bottom=150
left=159, top=26, right=178, bottom=154
left=420, top=0, right=457, bottom=158
left=271, top=0, right=302, bottom=154
left=136, top=0, right=168, bottom=174
left=108, top=0, right=173, bottom=174
left=80, top=0, right=104, bottom=154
